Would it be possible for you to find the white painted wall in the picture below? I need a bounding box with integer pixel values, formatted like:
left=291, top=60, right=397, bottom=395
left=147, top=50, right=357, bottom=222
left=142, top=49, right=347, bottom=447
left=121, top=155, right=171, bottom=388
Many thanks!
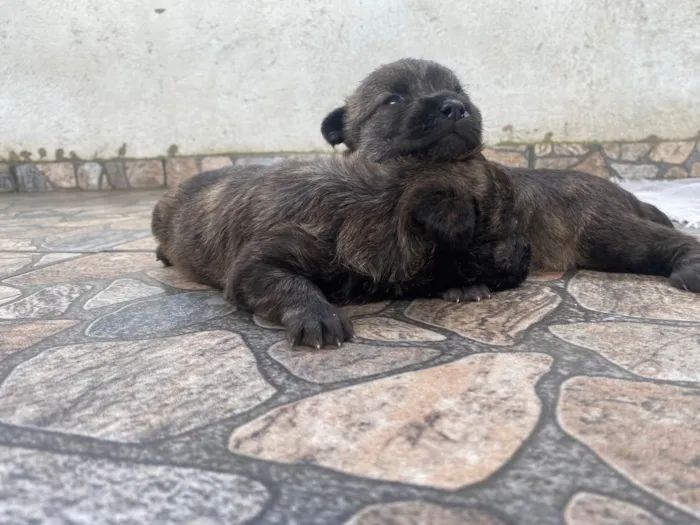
left=1, top=0, right=698, bottom=160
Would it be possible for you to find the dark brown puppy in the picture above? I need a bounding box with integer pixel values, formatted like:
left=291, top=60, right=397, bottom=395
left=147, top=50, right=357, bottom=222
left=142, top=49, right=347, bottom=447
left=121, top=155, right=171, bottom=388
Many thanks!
left=152, top=142, right=530, bottom=349
left=321, top=58, right=700, bottom=292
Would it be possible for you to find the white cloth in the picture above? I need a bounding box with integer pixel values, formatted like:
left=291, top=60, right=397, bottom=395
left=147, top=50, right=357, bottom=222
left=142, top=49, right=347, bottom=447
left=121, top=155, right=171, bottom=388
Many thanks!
left=615, top=178, right=700, bottom=227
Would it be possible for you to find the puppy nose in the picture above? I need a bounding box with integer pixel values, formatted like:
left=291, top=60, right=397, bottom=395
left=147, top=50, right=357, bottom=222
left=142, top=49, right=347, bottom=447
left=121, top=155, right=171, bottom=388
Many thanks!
left=440, top=100, right=468, bottom=120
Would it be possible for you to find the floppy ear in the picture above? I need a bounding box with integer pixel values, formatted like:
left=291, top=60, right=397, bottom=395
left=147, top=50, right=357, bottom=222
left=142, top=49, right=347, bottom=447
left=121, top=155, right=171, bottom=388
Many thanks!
left=321, top=106, right=346, bottom=146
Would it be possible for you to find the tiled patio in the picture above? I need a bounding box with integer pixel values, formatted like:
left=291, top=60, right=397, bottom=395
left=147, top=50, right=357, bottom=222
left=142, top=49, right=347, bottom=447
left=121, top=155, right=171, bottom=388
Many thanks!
left=0, top=190, right=699, bottom=525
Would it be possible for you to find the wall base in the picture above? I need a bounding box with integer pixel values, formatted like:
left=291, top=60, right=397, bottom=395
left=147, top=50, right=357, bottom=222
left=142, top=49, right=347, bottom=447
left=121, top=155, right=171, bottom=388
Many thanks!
left=1, top=140, right=698, bottom=193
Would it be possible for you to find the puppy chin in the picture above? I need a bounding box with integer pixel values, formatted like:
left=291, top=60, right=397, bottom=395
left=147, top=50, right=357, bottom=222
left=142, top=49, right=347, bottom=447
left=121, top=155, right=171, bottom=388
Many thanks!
left=413, top=118, right=483, bottom=162
left=364, top=125, right=482, bottom=162
left=417, top=133, right=482, bottom=162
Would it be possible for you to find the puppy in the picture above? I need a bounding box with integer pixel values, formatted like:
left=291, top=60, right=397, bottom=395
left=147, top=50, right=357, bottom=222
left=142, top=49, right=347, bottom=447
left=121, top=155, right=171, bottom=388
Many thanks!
left=152, top=145, right=531, bottom=349
left=321, top=58, right=700, bottom=292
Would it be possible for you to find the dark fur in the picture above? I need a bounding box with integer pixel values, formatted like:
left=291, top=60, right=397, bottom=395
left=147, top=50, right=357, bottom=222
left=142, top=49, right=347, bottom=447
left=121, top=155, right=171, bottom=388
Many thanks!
left=152, top=147, right=530, bottom=349
left=321, top=58, right=700, bottom=292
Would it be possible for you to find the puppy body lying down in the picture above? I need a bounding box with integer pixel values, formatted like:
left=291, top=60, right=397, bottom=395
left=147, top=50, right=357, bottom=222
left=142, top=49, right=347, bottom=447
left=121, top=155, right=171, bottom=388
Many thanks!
left=152, top=154, right=530, bottom=348
left=321, top=58, right=700, bottom=292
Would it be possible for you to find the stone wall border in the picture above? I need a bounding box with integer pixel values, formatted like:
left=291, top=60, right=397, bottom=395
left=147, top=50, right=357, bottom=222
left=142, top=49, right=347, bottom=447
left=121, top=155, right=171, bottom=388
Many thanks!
left=1, top=140, right=698, bottom=193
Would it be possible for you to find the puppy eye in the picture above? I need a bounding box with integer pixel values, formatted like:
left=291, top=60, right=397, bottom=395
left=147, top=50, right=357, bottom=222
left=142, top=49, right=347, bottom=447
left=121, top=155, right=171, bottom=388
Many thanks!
left=386, top=95, right=403, bottom=105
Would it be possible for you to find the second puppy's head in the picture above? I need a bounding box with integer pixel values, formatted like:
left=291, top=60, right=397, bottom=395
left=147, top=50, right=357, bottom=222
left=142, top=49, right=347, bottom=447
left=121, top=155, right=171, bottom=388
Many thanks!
left=321, top=58, right=483, bottom=163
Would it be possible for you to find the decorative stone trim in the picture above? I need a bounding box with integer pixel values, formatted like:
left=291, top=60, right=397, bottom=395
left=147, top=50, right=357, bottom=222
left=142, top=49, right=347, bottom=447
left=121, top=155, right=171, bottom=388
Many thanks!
left=0, top=163, right=15, bottom=192
left=486, top=139, right=700, bottom=181
left=76, top=162, right=103, bottom=190
left=0, top=140, right=697, bottom=192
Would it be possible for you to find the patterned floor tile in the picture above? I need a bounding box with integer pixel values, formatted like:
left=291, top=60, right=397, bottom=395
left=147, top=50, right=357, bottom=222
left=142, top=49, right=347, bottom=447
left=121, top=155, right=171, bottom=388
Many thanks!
left=108, top=218, right=151, bottom=231
left=268, top=340, right=441, bottom=383
left=0, top=253, right=33, bottom=277
left=0, top=284, right=92, bottom=319
left=5, top=252, right=157, bottom=286
left=341, top=301, right=392, bottom=317
left=230, top=353, right=551, bottom=489
left=147, top=267, right=212, bottom=290
left=86, top=292, right=233, bottom=338
left=0, top=447, right=269, bottom=525
left=0, top=227, right=68, bottom=240
left=352, top=317, right=446, bottom=342
left=34, top=253, right=81, bottom=267
left=550, top=322, right=700, bottom=381
left=0, top=239, right=36, bottom=251
left=404, top=284, right=561, bottom=345
left=569, top=271, right=700, bottom=321
left=83, top=278, right=164, bottom=310
left=0, top=331, right=275, bottom=442
left=343, top=502, right=507, bottom=525
left=39, top=225, right=107, bottom=244
left=0, top=217, right=61, bottom=229
left=42, top=229, right=149, bottom=252
left=0, top=286, right=21, bottom=306
left=0, top=320, right=78, bottom=357
left=1, top=191, right=699, bottom=524
left=564, top=492, right=664, bottom=525
left=54, top=216, right=139, bottom=228
left=559, top=377, right=700, bottom=517
left=113, top=236, right=159, bottom=251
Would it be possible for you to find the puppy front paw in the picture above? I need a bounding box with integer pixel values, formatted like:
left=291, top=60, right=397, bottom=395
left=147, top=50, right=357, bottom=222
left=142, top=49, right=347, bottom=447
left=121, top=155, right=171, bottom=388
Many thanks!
left=155, top=245, right=173, bottom=267
left=670, top=262, right=700, bottom=292
left=441, top=284, right=491, bottom=303
left=283, top=303, right=355, bottom=349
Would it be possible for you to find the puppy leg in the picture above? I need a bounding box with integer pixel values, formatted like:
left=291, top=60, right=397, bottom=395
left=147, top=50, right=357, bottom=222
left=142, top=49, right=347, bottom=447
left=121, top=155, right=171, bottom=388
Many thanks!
left=581, top=215, right=700, bottom=292
left=226, top=234, right=354, bottom=349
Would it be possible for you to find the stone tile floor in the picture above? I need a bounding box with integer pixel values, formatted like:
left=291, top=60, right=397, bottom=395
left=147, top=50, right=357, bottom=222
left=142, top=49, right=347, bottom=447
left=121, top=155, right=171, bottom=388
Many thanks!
left=0, top=190, right=699, bottom=525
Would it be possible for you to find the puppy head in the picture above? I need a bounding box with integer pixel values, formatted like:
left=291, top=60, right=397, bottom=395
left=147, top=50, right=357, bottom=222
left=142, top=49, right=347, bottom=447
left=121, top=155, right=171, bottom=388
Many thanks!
left=321, top=58, right=483, bottom=162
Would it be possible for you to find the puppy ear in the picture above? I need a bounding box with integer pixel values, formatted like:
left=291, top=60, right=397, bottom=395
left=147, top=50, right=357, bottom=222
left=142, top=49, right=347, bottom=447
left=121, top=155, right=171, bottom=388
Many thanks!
left=321, top=107, right=346, bottom=146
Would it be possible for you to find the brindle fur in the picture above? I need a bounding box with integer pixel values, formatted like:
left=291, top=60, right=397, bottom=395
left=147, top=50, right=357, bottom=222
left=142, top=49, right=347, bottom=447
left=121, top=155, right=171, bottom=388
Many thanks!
left=152, top=146, right=530, bottom=349
left=321, top=58, right=700, bottom=292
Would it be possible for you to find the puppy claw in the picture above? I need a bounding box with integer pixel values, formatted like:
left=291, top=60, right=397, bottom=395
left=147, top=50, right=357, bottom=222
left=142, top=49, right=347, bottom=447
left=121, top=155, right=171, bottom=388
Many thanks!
left=441, top=284, right=492, bottom=303
left=283, top=303, right=354, bottom=349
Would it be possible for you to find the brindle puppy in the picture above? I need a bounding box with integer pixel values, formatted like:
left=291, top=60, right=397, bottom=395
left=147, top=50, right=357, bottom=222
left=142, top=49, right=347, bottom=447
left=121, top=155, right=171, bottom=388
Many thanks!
left=321, top=58, right=700, bottom=292
left=152, top=144, right=530, bottom=349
